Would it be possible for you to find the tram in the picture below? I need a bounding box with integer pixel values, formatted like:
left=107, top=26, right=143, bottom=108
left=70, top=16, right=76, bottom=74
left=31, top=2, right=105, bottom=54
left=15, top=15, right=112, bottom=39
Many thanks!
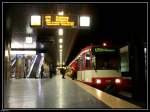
left=69, top=45, right=131, bottom=92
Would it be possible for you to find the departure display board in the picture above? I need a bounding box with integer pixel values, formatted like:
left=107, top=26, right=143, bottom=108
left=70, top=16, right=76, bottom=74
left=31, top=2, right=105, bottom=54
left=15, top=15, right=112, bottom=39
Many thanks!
left=43, top=15, right=77, bottom=28
left=30, top=14, right=90, bottom=29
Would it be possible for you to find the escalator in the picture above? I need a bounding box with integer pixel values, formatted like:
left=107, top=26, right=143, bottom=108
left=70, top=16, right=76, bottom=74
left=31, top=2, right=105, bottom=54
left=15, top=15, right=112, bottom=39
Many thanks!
left=26, top=55, right=37, bottom=78
left=9, top=53, right=44, bottom=78
left=27, top=53, right=44, bottom=78
left=10, top=55, right=16, bottom=78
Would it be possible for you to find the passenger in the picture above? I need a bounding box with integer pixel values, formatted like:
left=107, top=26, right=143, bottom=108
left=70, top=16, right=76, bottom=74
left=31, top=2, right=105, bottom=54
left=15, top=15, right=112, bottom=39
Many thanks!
left=41, top=65, right=44, bottom=78
left=61, top=68, right=66, bottom=79
left=103, top=62, right=108, bottom=69
left=49, top=64, right=53, bottom=78
left=72, top=61, right=78, bottom=80
left=71, top=67, right=75, bottom=80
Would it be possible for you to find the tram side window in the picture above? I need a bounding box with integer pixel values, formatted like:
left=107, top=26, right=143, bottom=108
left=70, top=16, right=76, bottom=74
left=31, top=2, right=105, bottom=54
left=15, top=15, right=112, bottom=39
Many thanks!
left=78, top=54, right=84, bottom=70
left=81, top=54, right=85, bottom=70
left=77, top=58, right=81, bottom=70
left=92, top=55, right=96, bottom=70
left=86, top=52, right=91, bottom=69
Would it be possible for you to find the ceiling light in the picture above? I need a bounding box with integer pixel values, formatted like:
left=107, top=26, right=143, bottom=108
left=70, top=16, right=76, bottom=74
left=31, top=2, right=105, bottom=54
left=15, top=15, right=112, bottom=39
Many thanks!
left=60, top=49, right=62, bottom=52
left=59, top=45, right=63, bottom=48
left=58, top=11, right=64, bottom=15
left=31, top=15, right=41, bottom=26
left=10, top=50, right=36, bottom=55
left=80, top=16, right=90, bottom=27
left=59, top=38, right=63, bottom=43
left=58, top=28, right=63, bottom=36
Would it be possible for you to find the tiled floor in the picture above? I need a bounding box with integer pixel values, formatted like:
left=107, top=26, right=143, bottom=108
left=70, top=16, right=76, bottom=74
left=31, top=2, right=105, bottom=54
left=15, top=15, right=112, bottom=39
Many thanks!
left=4, top=75, right=110, bottom=109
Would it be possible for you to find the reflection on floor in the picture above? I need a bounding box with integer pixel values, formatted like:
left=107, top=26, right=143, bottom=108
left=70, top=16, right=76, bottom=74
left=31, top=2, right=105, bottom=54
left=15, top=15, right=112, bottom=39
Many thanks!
left=4, top=75, right=110, bottom=108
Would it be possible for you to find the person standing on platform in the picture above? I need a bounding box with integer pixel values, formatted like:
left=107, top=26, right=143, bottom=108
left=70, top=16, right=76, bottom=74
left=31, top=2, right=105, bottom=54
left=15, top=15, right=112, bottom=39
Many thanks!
left=49, top=64, right=53, bottom=78
left=61, top=68, right=66, bottom=79
left=41, top=64, right=44, bottom=78
left=72, top=60, right=78, bottom=80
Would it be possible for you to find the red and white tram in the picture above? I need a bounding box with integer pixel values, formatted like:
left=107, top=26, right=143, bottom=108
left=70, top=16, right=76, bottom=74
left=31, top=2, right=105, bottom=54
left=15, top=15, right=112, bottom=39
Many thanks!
left=69, top=45, right=131, bottom=92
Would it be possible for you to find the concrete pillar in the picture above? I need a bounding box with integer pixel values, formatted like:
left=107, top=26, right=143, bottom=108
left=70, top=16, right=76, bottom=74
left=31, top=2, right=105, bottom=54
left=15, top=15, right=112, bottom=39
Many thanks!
left=129, top=35, right=147, bottom=103
left=4, top=37, right=11, bottom=83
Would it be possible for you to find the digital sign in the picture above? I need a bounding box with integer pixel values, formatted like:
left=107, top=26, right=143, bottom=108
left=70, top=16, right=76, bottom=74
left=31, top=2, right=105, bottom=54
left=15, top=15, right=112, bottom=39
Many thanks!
left=43, top=15, right=76, bottom=27
left=92, top=48, right=116, bottom=54
left=30, top=14, right=90, bottom=28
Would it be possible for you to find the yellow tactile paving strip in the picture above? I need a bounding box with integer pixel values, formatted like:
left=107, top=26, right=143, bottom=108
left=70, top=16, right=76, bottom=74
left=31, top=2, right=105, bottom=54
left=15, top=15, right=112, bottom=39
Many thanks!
left=66, top=76, right=141, bottom=109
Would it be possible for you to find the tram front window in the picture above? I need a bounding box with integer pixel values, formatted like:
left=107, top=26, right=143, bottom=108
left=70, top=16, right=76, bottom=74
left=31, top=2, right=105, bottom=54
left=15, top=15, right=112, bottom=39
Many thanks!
left=95, top=53, right=119, bottom=70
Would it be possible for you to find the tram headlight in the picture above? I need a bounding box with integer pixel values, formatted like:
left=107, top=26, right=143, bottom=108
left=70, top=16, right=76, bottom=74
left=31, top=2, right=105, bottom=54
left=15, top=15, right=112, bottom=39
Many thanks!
left=96, top=79, right=101, bottom=84
left=115, top=79, right=121, bottom=84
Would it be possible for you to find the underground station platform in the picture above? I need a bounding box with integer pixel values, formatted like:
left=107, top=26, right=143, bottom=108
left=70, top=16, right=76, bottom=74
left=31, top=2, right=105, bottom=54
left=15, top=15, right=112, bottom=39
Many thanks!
left=4, top=75, right=141, bottom=109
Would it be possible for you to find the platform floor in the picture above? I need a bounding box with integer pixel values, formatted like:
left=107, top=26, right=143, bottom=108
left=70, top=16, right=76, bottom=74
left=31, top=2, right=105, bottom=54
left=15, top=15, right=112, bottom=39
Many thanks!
left=4, top=75, right=110, bottom=109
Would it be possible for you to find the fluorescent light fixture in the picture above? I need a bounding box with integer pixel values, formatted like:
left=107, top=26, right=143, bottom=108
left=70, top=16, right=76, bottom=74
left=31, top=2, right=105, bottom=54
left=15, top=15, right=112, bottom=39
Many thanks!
left=25, top=37, right=33, bottom=43
left=80, top=16, right=90, bottom=27
left=24, top=43, right=36, bottom=48
left=58, top=11, right=64, bottom=15
left=59, top=45, right=63, bottom=48
left=11, top=42, right=23, bottom=48
left=10, top=50, right=36, bottom=55
left=59, top=38, right=63, bottom=43
left=31, top=15, right=41, bottom=26
left=144, top=48, right=147, bottom=53
left=11, top=41, right=36, bottom=49
left=60, top=49, right=62, bottom=52
left=5, top=50, right=8, bottom=57
left=26, top=26, right=33, bottom=34
left=41, top=53, right=44, bottom=56
left=58, top=28, right=63, bottom=36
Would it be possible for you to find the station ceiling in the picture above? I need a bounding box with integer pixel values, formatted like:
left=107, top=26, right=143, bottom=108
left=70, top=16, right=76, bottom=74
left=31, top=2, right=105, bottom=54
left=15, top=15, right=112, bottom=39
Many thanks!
left=4, top=3, right=147, bottom=66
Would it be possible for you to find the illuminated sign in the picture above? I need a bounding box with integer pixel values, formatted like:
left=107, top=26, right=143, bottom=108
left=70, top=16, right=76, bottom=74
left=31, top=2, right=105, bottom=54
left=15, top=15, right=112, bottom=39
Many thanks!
left=30, top=14, right=90, bottom=28
left=44, top=15, right=75, bottom=27
left=93, top=48, right=116, bottom=53
left=31, top=15, right=41, bottom=26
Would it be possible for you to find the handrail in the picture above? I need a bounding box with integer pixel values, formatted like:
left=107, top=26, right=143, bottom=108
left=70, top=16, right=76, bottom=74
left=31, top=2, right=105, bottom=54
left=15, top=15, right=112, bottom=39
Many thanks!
left=36, top=56, right=44, bottom=78
left=26, top=55, right=37, bottom=78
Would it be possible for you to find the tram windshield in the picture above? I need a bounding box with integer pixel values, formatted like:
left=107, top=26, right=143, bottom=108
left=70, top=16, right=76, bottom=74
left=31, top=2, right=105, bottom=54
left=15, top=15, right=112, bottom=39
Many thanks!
left=92, top=47, right=120, bottom=70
